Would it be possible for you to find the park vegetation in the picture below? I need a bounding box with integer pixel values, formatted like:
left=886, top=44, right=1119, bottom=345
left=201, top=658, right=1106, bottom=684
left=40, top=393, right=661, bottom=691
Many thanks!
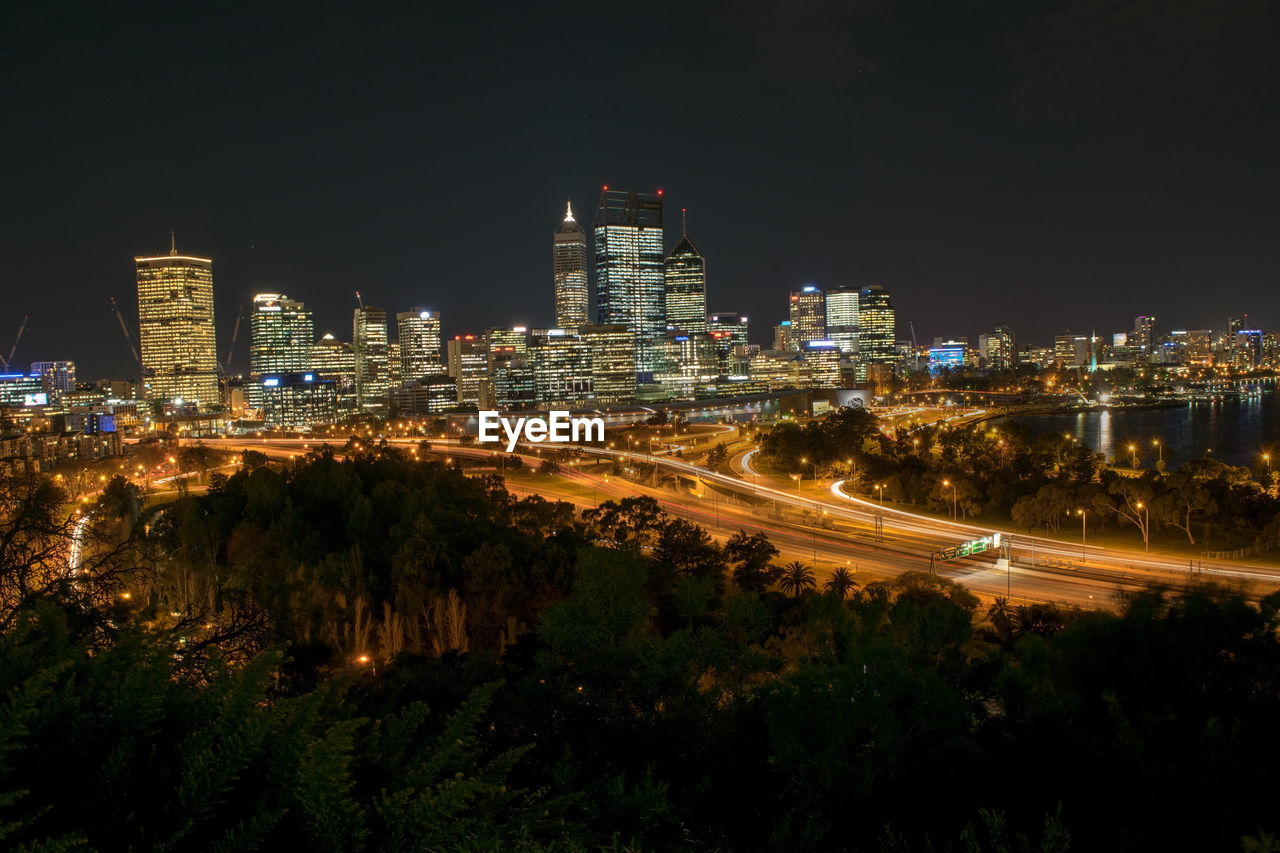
left=3, top=442, right=1280, bottom=850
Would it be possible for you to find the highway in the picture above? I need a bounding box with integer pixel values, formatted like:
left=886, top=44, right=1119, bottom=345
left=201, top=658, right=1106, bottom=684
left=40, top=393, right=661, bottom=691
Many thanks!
left=187, top=431, right=1280, bottom=608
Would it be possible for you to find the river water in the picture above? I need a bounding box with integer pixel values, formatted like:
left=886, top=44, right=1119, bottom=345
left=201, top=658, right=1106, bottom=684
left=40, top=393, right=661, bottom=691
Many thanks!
left=996, top=392, right=1280, bottom=470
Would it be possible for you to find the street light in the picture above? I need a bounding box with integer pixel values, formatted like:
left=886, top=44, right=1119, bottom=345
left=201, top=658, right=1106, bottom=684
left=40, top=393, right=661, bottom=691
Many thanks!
left=1153, top=438, right=1163, bottom=466
left=1075, top=508, right=1088, bottom=562
left=1135, top=501, right=1149, bottom=551
left=1129, top=444, right=1138, bottom=470
left=942, top=478, right=957, bottom=520
left=874, top=483, right=884, bottom=505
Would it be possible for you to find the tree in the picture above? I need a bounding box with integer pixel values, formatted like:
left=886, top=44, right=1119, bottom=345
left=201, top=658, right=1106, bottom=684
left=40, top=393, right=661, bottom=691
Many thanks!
left=823, top=566, right=858, bottom=599
left=724, top=530, right=780, bottom=593
left=778, top=560, right=816, bottom=598
left=1156, top=473, right=1217, bottom=544
left=1097, top=478, right=1154, bottom=550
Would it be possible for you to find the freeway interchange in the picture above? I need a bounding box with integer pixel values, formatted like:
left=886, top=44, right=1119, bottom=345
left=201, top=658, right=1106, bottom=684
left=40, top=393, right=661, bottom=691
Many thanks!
left=192, top=428, right=1280, bottom=609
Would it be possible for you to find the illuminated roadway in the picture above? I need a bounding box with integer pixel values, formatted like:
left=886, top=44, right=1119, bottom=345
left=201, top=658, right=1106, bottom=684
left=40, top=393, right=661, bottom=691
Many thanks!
left=192, top=435, right=1280, bottom=608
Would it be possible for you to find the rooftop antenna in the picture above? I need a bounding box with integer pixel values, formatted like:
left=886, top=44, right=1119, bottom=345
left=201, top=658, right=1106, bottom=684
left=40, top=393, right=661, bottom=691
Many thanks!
left=682, top=208, right=687, bottom=236
left=170, top=230, right=176, bottom=256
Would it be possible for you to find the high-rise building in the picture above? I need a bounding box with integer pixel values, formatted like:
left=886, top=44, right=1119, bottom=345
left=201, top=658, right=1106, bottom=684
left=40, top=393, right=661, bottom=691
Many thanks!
left=397, top=309, right=443, bottom=383
left=529, top=329, right=593, bottom=406
left=1133, top=315, right=1156, bottom=356
left=663, top=209, right=707, bottom=335
left=855, top=286, right=895, bottom=382
left=353, top=307, right=390, bottom=416
left=485, top=326, right=534, bottom=409
left=446, top=334, right=489, bottom=406
left=248, top=294, right=313, bottom=411
left=30, top=361, right=76, bottom=397
left=309, top=333, right=357, bottom=415
left=1054, top=334, right=1091, bottom=369
left=553, top=202, right=590, bottom=329
left=789, top=286, right=826, bottom=347
left=824, top=287, right=859, bottom=355
left=135, top=238, right=218, bottom=408
left=981, top=325, right=1016, bottom=371
left=773, top=320, right=796, bottom=353
left=802, top=340, right=841, bottom=388
left=581, top=324, right=637, bottom=403
left=595, top=188, right=666, bottom=378
left=709, top=313, right=750, bottom=375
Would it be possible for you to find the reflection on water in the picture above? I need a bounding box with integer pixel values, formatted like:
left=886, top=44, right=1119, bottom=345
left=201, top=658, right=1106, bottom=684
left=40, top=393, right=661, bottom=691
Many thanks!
left=1002, top=392, right=1279, bottom=470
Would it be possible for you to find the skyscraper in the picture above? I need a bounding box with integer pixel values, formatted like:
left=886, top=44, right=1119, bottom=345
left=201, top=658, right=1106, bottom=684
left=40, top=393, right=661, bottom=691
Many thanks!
left=135, top=237, right=218, bottom=408
left=397, top=309, right=443, bottom=383
left=310, top=333, right=357, bottom=415
left=856, top=285, right=895, bottom=383
left=553, top=202, right=589, bottom=328
left=981, top=325, right=1016, bottom=370
left=595, top=188, right=665, bottom=377
left=663, top=209, right=707, bottom=335
left=1133, top=315, right=1156, bottom=356
left=580, top=324, right=637, bottom=403
left=824, top=287, right=859, bottom=355
left=248, top=294, right=313, bottom=411
left=446, top=334, right=488, bottom=406
left=353, top=307, right=390, bottom=415
left=789, top=286, right=826, bottom=346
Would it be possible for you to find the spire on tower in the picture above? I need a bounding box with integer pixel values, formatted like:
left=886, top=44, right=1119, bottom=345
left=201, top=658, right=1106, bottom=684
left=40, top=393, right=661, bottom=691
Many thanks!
left=564, top=201, right=575, bottom=223
left=682, top=208, right=687, bottom=236
left=170, top=230, right=176, bottom=255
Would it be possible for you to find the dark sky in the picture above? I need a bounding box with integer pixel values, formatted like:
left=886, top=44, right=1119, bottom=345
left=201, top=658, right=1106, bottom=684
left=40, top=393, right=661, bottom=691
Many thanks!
left=2, top=0, right=1277, bottom=379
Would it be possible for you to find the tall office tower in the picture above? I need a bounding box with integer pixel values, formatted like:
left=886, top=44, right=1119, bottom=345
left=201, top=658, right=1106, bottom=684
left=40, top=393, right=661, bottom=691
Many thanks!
left=823, top=287, right=859, bottom=355
left=248, top=294, right=313, bottom=410
left=580, top=324, right=637, bottom=403
left=397, top=309, right=444, bottom=383
left=352, top=307, right=390, bottom=415
left=135, top=238, right=218, bottom=408
left=709, top=313, right=750, bottom=374
left=663, top=209, right=707, bottom=335
left=446, top=334, right=489, bottom=406
left=595, top=188, right=666, bottom=377
left=855, top=285, right=896, bottom=383
left=553, top=202, right=589, bottom=328
left=310, top=333, right=358, bottom=415
left=802, top=341, right=841, bottom=388
left=1133, top=315, right=1156, bottom=355
left=789, top=285, right=826, bottom=347
left=708, top=313, right=749, bottom=347
left=982, top=325, right=1016, bottom=370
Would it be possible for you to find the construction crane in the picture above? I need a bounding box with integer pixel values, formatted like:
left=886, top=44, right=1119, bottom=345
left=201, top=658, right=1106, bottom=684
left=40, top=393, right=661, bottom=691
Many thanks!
left=909, top=320, right=920, bottom=373
left=355, top=290, right=364, bottom=309
left=0, top=315, right=27, bottom=372
left=222, top=303, right=244, bottom=374
left=109, top=297, right=142, bottom=372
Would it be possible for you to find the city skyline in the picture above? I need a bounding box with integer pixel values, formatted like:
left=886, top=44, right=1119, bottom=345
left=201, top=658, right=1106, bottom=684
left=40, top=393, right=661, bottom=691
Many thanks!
left=3, top=3, right=1276, bottom=378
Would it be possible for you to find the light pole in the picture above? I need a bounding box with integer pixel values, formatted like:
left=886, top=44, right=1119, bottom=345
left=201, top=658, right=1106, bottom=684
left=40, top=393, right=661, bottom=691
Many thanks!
left=1129, top=443, right=1138, bottom=471
left=942, top=478, right=957, bottom=520
left=1136, top=501, right=1149, bottom=551
left=791, top=474, right=801, bottom=497
left=1153, top=438, right=1162, bottom=466
left=1076, top=508, right=1088, bottom=562
left=874, top=483, right=884, bottom=505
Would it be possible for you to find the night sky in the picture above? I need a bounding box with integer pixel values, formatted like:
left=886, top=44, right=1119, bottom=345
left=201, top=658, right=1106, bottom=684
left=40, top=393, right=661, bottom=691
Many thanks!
left=3, top=1, right=1277, bottom=380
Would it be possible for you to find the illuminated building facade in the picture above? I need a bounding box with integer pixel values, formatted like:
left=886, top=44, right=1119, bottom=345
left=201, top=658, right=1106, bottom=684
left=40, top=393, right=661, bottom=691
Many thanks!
left=928, top=341, right=967, bottom=373
left=30, top=361, right=76, bottom=398
left=789, top=286, right=826, bottom=346
left=553, top=202, right=589, bottom=328
left=135, top=242, right=218, bottom=408
left=446, top=334, right=489, bottom=406
left=248, top=294, right=313, bottom=411
left=595, top=188, right=666, bottom=377
left=580, top=324, right=637, bottom=403
left=309, top=333, right=357, bottom=415
left=654, top=332, right=717, bottom=401
left=485, top=327, right=535, bottom=409
left=855, top=285, right=895, bottom=382
left=353, top=307, right=390, bottom=415
left=823, top=287, right=859, bottom=355
left=257, top=372, right=338, bottom=430
left=393, top=375, right=458, bottom=415
left=773, top=321, right=795, bottom=352
left=663, top=211, right=707, bottom=335
left=1054, top=334, right=1091, bottom=369
left=709, top=313, right=750, bottom=374
left=528, top=329, right=592, bottom=406
left=1133, top=315, right=1156, bottom=358
left=802, top=340, right=840, bottom=387
left=979, top=325, right=1016, bottom=370
left=397, top=309, right=444, bottom=382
